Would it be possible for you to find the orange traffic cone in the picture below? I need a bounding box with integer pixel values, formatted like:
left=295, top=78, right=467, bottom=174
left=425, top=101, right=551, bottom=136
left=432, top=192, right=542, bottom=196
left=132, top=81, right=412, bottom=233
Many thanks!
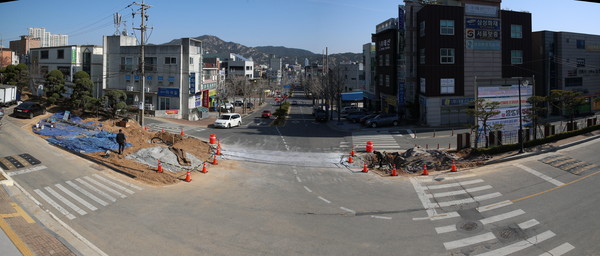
left=212, top=154, right=218, bottom=165
left=451, top=160, right=457, bottom=172
left=391, top=164, right=398, bottom=176
left=185, top=169, right=192, bottom=182
left=161, top=128, right=165, bottom=133
left=144, top=126, right=148, bottom=131
left=422, top=163, right=429, bottom=176
left=348, top=154, right=353, bottom=163
left=180, top=128, right=185, bottom=136
left=216, top=147, right=221, bottom=155
left=201, top=162, right=208, bottom=173
left=217, top=140, right=222, bottom=150
left=157, top=160, right=163, bottom=173
left=351, top=147, right=355, bottom=157
left=363, top=161, right=368, bottom=173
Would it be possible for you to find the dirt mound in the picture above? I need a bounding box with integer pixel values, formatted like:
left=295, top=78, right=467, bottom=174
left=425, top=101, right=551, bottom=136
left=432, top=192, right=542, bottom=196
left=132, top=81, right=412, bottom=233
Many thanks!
left=364, top=147, right=484, bottom=175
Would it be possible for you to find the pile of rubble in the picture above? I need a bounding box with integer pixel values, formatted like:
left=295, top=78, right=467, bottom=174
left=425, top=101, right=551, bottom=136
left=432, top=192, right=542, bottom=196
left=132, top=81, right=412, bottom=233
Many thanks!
left=364, top=147, right=484, bottom=175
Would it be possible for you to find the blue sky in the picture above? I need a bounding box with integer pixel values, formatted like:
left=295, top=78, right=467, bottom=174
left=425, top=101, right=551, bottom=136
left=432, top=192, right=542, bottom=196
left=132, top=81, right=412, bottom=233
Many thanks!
left=1, top=0, right=599, bottom=54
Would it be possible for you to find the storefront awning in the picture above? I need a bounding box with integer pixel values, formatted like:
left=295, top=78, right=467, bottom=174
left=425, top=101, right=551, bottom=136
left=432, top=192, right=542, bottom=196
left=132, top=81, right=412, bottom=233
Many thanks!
left=341, top=92, right=363, bottom=101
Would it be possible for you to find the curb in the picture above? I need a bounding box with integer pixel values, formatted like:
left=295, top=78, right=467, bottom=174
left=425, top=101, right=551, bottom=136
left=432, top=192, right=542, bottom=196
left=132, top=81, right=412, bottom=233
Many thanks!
left=484, top=133, right=600, bottom=165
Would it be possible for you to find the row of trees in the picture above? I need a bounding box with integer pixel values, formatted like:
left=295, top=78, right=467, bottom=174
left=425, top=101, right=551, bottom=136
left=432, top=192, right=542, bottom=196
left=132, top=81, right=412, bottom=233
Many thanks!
left=469, top=89, right=591, bottom=147
left=300, top=65, right=347, bottom=121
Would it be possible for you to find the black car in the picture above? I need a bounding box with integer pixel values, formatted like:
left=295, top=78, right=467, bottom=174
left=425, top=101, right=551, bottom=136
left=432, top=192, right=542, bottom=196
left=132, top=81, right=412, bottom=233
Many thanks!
left=13, top=102, right=46, bottom=119
left=314, top=109, right=328, bottom=122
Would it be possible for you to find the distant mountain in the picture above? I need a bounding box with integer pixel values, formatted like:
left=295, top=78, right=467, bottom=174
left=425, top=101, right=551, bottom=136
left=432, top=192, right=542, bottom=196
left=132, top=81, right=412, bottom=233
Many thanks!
left=164, top=35, right=361, bottom=66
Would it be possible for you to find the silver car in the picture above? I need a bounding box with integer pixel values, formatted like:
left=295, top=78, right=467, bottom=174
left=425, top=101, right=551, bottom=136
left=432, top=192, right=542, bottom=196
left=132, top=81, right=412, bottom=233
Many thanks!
left=214, top=113, right=242, bottom=128
left=365, top=113, right=399, bottom=128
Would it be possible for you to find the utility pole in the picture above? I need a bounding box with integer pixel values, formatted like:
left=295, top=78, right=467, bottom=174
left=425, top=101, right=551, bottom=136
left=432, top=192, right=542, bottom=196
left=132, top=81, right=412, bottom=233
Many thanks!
left=133, top=0, right=152, bottom=126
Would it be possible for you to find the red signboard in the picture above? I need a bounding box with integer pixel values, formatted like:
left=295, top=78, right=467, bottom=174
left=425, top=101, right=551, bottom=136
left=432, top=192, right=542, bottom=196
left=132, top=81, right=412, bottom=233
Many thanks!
left=165, top=110, right=179, bottom=115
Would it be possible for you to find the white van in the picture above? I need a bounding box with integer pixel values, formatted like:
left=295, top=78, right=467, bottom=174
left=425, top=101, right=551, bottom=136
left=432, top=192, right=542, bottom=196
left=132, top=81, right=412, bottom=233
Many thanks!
left=214, top=113, right=242, bottom=128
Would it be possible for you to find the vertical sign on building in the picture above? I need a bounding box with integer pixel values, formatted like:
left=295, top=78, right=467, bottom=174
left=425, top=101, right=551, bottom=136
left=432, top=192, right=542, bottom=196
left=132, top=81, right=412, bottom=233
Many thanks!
left=189, top=72, right=195, bottom=94
left=71, top=46, right=77, bottom=64
left=397, top=5, right=406, bottom=108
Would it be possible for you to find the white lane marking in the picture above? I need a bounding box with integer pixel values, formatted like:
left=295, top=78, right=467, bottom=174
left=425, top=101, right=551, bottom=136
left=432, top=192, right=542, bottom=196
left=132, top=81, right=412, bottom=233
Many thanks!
left=303, top=186, right=312, bottom=193
left=293, top=169, right=298, bottom=175
left=436, top=192, right=502, bottom=208
left=76, top=178, right=117, bottom=202
left=371, top=215, right=392, bottom=220
left=66, top=181, right=108, bottom=206
left=474, top=230, right=556, bottom=256
left=406, top=129, right=415, bottom=138
left=410, top=177, right=438, bottom=218
left=7, top=165, right=47, bottom=176
left=538, top=243, right=575, bottom=256
left=518, top=219, right=540, bottom=230
left=318, top=196, right=331, bottom=204
left=93, top=174, right=135, bottom=194
left=296, top=176, right=302, bottom=182
left=427, top=185, right=493, bottom=199
left=83, top=176, right=127, bottom=198
left=55, top=184, right=98, bottom=211
left=45, top=186, right=87, bottom=216
left=340, top=207, right=356, bottom=214
left=435, top=209, right=526, bottom=234
left=515, top=163, right=564, bottom=186
left=444, top=232, right=496, bottom=250
left=417, top=173, right=477, bottom=182
left=34, top=189, right=76, bottom=220
left=101, top=174, right=143, bottom=191
left=426, top=179, right=485, bottom=190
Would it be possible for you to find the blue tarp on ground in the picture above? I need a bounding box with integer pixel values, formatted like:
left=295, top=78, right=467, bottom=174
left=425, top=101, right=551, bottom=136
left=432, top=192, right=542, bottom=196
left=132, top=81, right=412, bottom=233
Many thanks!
left=33, top=112, right=130, bottom=153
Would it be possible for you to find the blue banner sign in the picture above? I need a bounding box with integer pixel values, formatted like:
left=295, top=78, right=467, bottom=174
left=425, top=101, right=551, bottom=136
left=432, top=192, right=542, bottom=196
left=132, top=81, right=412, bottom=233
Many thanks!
left=466, top=40, right=501, bottom=50
left=465, top=18, right=500, bottom=30
left=158, top=88, right=180, bottom=97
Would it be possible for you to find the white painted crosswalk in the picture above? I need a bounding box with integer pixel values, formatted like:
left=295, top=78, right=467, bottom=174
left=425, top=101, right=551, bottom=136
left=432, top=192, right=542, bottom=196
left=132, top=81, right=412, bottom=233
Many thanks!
left=411, top=171, right=574, bottom=255
left=34, top=174, right=143, bottom=220
left=352, top=131, right=401, bottom=151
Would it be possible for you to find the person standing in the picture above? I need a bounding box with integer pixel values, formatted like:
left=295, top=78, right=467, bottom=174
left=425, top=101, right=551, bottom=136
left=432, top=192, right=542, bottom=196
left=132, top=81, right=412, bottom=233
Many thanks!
left=116, top=129, right=126, bottom=155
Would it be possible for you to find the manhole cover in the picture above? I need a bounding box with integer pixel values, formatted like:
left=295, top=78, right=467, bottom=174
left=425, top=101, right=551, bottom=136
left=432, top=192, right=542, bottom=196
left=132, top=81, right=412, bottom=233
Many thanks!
left=492, top=224, right=525, bottom=243
left=457, top=220, right=484, bottom=234
left=434, top=177, right=445, bottom=181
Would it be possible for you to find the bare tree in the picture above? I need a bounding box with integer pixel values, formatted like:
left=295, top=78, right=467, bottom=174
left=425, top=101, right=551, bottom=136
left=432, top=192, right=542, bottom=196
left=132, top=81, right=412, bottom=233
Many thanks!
left=467, top=99, right=503, bottom=148
left=327, top=65, right=347, bottom=122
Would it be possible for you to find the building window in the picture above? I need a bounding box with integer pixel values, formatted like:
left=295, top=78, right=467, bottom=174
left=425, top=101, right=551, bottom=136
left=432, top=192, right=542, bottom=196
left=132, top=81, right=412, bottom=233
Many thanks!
left=419, top=48, right=425, bottom=64
left=57, top=49, right=65, bottom=59
left=385, top=54, right=390, bottom=66
left=577, top=40, right=585, bottom=49
left=379, top=75, right=384, bottom=86
left=419, top=21, right=426, bottom=37
left=41, top=50, right=49, bottom=59
left=565, top=77, right=583, bottom=87
left=440, top=20, right=454, bottom=35
left=577, top=58, right=585, bottom=67
left=440, top=78, right=455, bottom=94
left=385, top=75, right=390, bottom=87
left=511, top=50, right=523, bottom=64
left=165, top=57, right=177, bottom=65
left=420, top=78, right=426, bottom=93
left=440, top=48, right=455, bottom=64
left=189, top=57, right=194, bottom=65
left=144, top=57, right=157, bottom=71
left=511, top=25, right=522, bottom=38
left=121, top=57, right=134, bottom=71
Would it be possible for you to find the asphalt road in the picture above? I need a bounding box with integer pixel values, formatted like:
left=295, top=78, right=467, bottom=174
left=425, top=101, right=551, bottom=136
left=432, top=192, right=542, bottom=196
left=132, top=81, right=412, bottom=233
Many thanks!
left=1, top=96, right=600, bottom=255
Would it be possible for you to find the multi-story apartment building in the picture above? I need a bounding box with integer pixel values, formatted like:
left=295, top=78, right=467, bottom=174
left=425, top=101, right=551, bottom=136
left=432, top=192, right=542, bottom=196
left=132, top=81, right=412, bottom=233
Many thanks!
left=269, top=56, right=283, bottom=85
left=202, top=56, right=224, bottom=110
left=9, top=35, right=40, bottom=64
left=103, top=35, right=204, bottom=120
left=205, top=53, right=254, bottom=79
left=372, top=18, right=399, bottom=113
left=362, top=43, right=377, bottom=110
left=28, top=28, right=68, bottom=48
left=29, top=45, right=104, bottom=96
left=338, top=61, right=365, bottom=92
left=533, top=31, right=600, bottom=113
left=404, top=0, right=532, bottom=126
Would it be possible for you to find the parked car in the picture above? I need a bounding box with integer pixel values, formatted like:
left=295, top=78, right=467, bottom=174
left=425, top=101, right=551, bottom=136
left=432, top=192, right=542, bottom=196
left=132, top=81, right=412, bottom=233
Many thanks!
left=314, top=109, right=328, bottom=122
left=233, top=100, right=244, bottom=106
left=340, top=106, right=360, bottom=116
left=261, top=110, right=272, bottom=118
left=346, top=111, right=371, bottom=123
left=13, top=102, right=46, bottom=119
left=246, top=102, right=254, bottom=109
left=365, top=113, right=400, bottom=128
left=220, top=103, right=234, bottom=112
left=359, top=113, right=379, bottom=125
left=214, top=113, right=242, bottom=128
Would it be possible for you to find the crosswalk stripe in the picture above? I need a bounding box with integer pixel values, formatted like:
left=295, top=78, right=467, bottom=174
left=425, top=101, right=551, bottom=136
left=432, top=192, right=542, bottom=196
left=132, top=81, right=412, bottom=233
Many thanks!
left=518, top=219, right=540, bottom=230
left=436, top=209, right=526, bottom=234
left=429, top=200, right=513, bottom=221
left=515, top=164, right=564, bottom=186
left=426, top=179, right=485, bottom=190
left=428, top=185, right=493, bottom=199
left=473, top=230, right=555, bottom=256
left=101, top=174, right=143, bottom=191
left=66, top=181, right=108, bottom=206
left=436, top=192, right=502, bottom=208
left=76, top=178, right=117, bottom=202
left=83, top=176, right=127, bottom=199
left=45, top=186, right=87, bottom=216
left=93, top=174, right=135, bottom=194
left=34, top=189, right=76, bottom=220
left=539, top=242, right=575, bottom=256
left=443, top=232, right=496, bottom=250
left=55, top=184, right=98, bottom=211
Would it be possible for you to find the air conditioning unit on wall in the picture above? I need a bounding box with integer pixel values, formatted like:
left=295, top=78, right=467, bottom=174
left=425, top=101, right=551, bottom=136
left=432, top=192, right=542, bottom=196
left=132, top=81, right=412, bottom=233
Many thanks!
left=127, top=86, right=134, bottom=91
